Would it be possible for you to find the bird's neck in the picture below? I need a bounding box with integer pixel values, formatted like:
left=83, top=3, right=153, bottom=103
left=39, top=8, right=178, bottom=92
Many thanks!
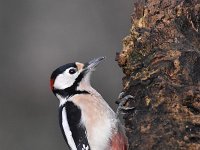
left=54, top=87, right=89, bottom=97
left=55, top=88, right=89, bottom=105
left=78, top=81, right=104, bottom=98
left=55, top=83, right=103, bottom=107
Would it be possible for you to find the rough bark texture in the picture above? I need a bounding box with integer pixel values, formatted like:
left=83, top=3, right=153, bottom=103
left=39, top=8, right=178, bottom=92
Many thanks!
left=116, top=0, right=200, bottom=149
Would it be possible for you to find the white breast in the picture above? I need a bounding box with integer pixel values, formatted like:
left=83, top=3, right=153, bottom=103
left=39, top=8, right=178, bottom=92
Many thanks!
left=72, top=93, right=117, bottom=150
left=87, top=117, right=116, bottom=150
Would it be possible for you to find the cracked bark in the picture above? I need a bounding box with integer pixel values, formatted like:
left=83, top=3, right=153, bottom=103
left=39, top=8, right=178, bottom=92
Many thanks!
left=116, top=0, right=200, bottom=149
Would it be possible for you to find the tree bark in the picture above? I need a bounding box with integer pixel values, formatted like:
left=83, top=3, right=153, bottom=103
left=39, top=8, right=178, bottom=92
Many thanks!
left=116, top=0, right=200, bottom=149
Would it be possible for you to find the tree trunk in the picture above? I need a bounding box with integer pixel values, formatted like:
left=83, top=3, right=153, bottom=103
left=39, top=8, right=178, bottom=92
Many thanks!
left=116, top=0, right=200, bottom=149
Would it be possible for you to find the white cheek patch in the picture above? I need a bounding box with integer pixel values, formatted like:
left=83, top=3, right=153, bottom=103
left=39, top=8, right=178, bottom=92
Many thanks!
left=54, top=74, right=71, bottom=89
left=54, top=68, right=80, bottom=90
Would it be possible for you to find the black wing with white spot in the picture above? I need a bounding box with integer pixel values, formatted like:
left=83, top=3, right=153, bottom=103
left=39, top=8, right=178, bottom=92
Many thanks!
left=59, top=102, right=90, bottom=150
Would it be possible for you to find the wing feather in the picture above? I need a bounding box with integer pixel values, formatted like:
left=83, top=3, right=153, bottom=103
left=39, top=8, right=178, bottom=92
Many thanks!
left=59, top=102, right=90, bottom=150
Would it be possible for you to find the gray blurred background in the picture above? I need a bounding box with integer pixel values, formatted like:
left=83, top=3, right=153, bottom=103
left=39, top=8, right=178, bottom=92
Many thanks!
left=0, top=0, right=132, bottom=149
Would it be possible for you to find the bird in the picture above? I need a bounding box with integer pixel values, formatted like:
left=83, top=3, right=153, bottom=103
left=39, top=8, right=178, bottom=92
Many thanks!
left=50, top=56, right=128, bottom=150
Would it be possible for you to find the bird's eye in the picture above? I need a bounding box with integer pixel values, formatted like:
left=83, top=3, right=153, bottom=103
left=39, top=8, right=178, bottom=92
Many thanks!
left=69, top=68, right=76, bottom=74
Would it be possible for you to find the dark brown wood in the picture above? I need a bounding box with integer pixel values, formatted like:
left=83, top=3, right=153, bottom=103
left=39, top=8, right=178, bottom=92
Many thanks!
left=116, top=0, right=200, bottom=149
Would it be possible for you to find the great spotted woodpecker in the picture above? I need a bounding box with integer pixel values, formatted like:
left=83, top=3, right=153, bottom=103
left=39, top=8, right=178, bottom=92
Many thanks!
left=50, top=57, right=128, bottom=150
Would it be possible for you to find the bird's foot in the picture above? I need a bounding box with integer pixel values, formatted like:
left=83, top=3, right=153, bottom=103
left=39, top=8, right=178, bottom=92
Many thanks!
left=116, top=92, right=135, bottom=115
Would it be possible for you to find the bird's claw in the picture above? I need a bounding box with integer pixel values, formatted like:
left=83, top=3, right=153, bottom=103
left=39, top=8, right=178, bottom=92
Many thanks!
left=116, top=92, right=135, bottom=115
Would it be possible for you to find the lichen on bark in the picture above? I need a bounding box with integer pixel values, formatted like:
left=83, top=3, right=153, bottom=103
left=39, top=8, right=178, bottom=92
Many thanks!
left=116, top=0, right=200, bottom=149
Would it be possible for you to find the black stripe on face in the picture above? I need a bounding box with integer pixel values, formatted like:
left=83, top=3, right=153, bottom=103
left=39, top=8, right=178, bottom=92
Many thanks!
left=59, top=102, right=90, bottom=150
left=53, top=71, right=89, bottom=97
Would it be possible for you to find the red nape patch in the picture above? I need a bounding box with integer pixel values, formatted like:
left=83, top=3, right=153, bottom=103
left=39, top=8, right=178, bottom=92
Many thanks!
left=110, top=133, right=128, bottom=150
left=50, top=79, right=54, bottom=90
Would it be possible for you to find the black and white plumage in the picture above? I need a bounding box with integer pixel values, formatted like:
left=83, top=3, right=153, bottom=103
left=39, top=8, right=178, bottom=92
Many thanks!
left=59, top=102, right=90, bottom=150
left=50, top=57, right=128, bottom=150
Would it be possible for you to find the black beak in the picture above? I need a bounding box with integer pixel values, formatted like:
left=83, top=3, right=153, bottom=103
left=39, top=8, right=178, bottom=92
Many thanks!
left=84, top=56, right=105, bottom=71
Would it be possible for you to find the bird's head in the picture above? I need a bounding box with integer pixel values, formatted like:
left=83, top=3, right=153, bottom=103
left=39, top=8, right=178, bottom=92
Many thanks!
left=50, top=57, right=105, bottom=97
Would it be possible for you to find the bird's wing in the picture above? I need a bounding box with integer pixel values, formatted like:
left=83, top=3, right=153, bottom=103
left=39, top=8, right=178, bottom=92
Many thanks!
left=59, top=101, right=90, bottom=150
